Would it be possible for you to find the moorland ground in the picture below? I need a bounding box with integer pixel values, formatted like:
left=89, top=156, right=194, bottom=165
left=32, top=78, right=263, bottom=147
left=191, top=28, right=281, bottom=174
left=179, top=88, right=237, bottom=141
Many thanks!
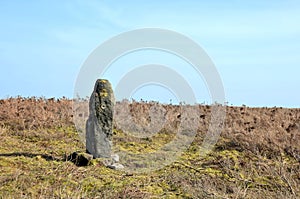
left=0, top=97, right=299, bottom=198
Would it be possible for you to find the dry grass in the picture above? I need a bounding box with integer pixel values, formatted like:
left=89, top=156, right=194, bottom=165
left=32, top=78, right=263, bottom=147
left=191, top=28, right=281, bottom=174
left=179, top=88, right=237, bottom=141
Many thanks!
left=0, top=97, right=299, bottom=198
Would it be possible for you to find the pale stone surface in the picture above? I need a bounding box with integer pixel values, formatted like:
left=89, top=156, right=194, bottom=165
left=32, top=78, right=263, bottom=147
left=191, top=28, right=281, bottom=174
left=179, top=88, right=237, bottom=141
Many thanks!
left=104, top=154, right=124, bottom=170
left=107, top=163, right=125, bottom=170
left=111, top=154, right=120, bottom=162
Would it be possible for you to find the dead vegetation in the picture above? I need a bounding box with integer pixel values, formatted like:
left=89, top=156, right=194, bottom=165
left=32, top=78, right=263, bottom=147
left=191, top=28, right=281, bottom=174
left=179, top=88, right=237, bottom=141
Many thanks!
left=0, top=97, right=299, bottom=198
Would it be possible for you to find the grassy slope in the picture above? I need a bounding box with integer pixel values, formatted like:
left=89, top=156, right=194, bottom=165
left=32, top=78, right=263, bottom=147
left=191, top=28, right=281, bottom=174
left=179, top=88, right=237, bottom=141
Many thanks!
left=0, top=98, right=299, bottom=198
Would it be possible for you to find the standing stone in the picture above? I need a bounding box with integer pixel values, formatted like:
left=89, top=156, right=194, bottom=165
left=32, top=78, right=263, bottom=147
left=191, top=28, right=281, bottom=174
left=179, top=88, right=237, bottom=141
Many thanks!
left=86, top=79, right=115, bottom=158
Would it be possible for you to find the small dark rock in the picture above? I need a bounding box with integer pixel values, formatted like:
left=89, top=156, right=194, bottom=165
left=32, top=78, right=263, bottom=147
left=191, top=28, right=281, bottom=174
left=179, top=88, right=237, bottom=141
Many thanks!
left=68, top=152, right=93, bottom=166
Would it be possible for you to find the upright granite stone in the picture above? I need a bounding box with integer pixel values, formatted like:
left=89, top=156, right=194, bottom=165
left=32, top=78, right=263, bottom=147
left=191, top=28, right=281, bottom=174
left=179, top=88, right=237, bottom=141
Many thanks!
left=86, top=79, right=115, bottom=158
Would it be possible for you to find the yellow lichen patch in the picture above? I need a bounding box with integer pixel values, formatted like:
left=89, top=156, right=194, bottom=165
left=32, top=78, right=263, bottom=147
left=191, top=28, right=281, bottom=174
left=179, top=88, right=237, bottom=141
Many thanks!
left=100, top=89, right=108, bottom=97
left=100, top=79, right=108, bottom=83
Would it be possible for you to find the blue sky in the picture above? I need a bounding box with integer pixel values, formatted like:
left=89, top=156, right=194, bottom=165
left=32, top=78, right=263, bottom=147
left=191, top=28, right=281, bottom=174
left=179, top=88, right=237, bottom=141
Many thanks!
left=0, top=0, right=299, bottom=107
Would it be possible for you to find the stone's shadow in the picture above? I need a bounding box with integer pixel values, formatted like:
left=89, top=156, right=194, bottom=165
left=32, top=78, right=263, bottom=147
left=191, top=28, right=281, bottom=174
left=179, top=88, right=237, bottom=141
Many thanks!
left=0, top=152, right=94, bottom=167
left=0, top=152, right=63, bottom=162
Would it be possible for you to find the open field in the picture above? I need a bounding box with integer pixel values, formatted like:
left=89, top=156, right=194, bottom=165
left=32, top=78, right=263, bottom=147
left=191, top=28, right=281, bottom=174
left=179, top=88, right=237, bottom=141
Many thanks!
left=0, top=97, right=299, bottom=198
